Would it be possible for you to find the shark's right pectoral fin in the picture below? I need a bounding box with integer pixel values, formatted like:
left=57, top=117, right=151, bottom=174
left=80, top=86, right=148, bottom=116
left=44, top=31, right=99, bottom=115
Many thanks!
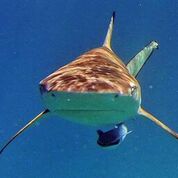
left=0, top=109, right=49, bottom=155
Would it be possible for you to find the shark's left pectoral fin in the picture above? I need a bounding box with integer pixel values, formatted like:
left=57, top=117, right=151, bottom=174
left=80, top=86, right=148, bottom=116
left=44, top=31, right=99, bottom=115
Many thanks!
left=127, top=41, right=158, bottom=77
left=138, top=107, right=178, bottom=139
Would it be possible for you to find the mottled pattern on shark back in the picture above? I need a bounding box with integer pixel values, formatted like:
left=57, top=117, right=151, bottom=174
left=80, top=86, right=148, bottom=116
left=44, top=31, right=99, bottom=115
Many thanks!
left=40, top=47, right=138, bottom=95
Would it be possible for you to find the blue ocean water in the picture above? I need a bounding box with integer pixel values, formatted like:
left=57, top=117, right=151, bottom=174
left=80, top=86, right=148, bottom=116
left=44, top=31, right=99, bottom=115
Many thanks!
left=0, top=0, right=178, bottom=177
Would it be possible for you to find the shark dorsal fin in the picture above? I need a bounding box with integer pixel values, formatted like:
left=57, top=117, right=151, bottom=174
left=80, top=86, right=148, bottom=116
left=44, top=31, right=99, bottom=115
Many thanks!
left=127, top=41, right=158, bottom=77
left=103, top=12, right=115, bottom=50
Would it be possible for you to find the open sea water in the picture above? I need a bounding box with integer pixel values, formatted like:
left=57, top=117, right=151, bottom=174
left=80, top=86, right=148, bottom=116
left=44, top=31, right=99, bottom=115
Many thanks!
left=0, top=0, right=178, bottom=178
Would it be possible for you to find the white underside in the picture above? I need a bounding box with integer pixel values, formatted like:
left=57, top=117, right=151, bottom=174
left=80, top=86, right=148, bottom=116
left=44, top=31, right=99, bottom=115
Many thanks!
left=41, top=92, right=139, bottom=126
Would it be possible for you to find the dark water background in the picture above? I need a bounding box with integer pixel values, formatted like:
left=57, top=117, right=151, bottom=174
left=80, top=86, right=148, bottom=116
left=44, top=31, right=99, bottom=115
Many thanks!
left=0, top=0, right=178, bottom=177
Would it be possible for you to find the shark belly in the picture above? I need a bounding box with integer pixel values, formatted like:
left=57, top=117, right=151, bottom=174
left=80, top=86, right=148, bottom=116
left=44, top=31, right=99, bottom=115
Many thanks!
left=41, top=92, right=139, bottom=126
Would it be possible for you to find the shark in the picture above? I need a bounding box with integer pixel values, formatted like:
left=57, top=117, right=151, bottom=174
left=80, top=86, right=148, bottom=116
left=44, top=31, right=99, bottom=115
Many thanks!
left=0, top=12, right=177, bottom=154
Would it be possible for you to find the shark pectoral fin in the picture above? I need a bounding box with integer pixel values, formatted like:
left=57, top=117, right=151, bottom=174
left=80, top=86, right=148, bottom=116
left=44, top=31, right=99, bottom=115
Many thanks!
left=138, top=107, right=178, bottom=139
left=0, top=109, right=49, bottom=155
left=127, top=41, right=158, bottom=77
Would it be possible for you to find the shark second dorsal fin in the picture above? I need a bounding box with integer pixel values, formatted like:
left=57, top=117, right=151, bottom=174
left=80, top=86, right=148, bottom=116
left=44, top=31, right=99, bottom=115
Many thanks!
left=103, top=12, right=115, bottom=50
left=127, top=41, right=158, bottom=77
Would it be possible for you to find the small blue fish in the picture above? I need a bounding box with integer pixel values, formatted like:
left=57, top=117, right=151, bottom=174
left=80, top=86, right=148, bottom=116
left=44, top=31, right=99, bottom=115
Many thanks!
left=97, top=123, right=132, bottom=147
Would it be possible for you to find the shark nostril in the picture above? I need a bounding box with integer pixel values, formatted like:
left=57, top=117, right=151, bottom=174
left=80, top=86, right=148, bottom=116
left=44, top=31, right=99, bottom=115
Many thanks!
left=51, top=93, right=56, bottom=97
left=115, top=94, right=119, bottom=98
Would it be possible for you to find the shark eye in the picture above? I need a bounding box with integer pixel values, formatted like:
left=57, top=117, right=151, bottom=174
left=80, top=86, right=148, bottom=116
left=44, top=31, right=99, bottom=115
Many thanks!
left=131, top=86, right=137, bottom=95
